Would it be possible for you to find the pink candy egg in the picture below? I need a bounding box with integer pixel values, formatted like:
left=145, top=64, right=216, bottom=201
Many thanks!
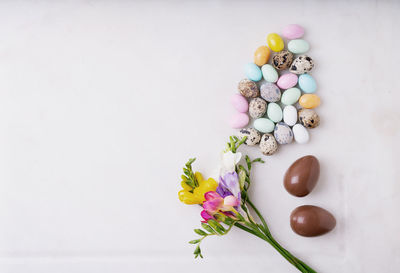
left=231, top=94, right=249, bottom=113
left=229, top=112, right=249, bottom=129
left=282, top=24, right=305, bottom=40
left=277, top=73, right=298, bottom=89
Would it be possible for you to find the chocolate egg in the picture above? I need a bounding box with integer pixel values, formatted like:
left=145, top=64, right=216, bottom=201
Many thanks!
left=290, top=205, right=336, bottom=237
left=284, top=155, right=319, bottom=197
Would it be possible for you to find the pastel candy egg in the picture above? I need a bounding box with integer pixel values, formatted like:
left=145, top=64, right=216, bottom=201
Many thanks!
left=274, top=122, right=293, bottom=144
left=229, top=112, right=249, bottom=129
left=267, top=102, right=283, bottom=123
left=244, top=63, right=262, bottom=81
left=282, top=24, right=305, bottom=39
left=292, top=124, right=310, bottom=144
left=261, top=64, right=278, bottom=83
left=288, top=39, right=310, bottom=54
left=260, top=82, right=281, bottom=102
left=259, top=133, right=278, bottom=156
left=254, top=46, right=271, bottom=66
left=281, top=87, right=301, bottom=105
left=298, top=74, right=317, bottom=93
left=231, top=94, right=248, bottom=113
left=283, top=105, right=298, bottom=126
left=299, top=94, right=320, bottom=109
left=254, top=118, right=275, bottom=133
left=267, top=33, right=284, bottom=52
left=277, top=73, right=298, bottom=89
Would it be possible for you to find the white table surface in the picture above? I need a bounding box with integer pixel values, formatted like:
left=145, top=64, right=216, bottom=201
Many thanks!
left=1, top=1, right=399, bottom=272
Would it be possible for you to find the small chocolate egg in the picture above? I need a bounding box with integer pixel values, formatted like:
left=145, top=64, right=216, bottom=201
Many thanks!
left=238, top=128, right=261, bottom=146
left=249, top=98, right=267, bottom=118
left=290, top=205, right=336, bottom=237
left=238, top=79, right=259, bottom=98
left=272, top=50, right=294, bottom=70
left=284, top=155, right=320, bottom=197
left=298, top=109, right=320, bottom=128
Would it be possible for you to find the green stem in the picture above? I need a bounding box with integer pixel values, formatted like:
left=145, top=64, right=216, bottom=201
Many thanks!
left=236, top=200, right=318, bottom=273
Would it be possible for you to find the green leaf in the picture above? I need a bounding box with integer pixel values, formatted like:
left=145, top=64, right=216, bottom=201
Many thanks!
left=208, top=219, right=226, bottom=234
left=223, top=217, right=235, bottom=225
left=194, top=245, right=201, bottom=254
left=194, top=229, right=207, bottom=236
left=238, top=169, right=246, bottom=190
left=252, top=158, right=265, bottom=164
left=201, top=223, right=215, bottom=234
left=189, top=239, right=200, bottom=244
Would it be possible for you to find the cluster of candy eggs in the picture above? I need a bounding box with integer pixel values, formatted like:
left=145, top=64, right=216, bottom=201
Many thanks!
left=229, top=24, right=321, bottom=156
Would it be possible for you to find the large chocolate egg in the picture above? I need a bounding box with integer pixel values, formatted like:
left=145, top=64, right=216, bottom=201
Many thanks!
left=290, top=205, right=336, bottom=237
left=284, top=155, right=320, bottom=197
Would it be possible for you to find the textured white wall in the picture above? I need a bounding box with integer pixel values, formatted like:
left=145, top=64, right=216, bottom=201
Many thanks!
left=0, top=1, right=399, bottom=272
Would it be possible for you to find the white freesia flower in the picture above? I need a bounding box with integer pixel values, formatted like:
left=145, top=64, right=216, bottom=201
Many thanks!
left=219, top=151, right=242, bottom=176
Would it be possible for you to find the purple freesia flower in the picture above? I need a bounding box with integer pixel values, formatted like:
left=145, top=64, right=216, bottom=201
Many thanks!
left=217, top=172, right=241, bottom=202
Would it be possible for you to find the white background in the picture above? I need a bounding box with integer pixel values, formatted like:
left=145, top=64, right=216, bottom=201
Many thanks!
left=0, top=1, right=399, bottom=272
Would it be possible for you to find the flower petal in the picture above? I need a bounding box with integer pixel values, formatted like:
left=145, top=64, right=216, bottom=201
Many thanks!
left=204, top=191, right=221, bottom=201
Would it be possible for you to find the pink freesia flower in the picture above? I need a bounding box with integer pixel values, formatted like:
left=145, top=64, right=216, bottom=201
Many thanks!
left=202, top=191, right=239, bottom=220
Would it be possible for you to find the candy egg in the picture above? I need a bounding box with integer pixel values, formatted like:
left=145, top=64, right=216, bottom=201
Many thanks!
left=261, top=64, right=278, bottom=83
left=282, top=24, right=305, bottom=39
left=267, top=102, right=283, bottom=123
left=274, top=122, right=293, bottom=144
left=281, top=87, right=301, bottom=105
left=298, top=109, right=320, bottom=128
left=238, top=79, right=259, bottom=98
left=290, top=205, right=336, bottom=237
left=231, top=94, right=248, bottom=113
left=244, top=63, right=262, bottom=81
left=272, top=50, right=294, bottom=70
left=249, top=98, right=267, bottom=118
left=292, top=124, right=309, bottom=144
left=290, top=55, right=314, bottom=74
left=259, top=133, right=278, bottom=156
left=288, top=39, right=310, bottom=54
left=229, top=112, right=249, bottom=129
left=283, top=105, right=297, bottom=126
left=254, top=46, right=271, bottom=66
left=284, top=155, right=319, bottom=197
left=238, top=128, right=261, bottom=146
left=260, top=82, right=281, bottom=102
left=299, top=94, right=320, bottom=109
left=298, top=74, right=317, bottom=93
left=277, top=73, right=298, bottom=89
left=267, top=33, right=284, bottom=52
left=254, top=118, right=275, bottom=133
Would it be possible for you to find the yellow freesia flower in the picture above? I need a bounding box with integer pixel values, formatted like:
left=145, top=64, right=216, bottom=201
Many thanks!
left=178, top=172, right=218, bottom=205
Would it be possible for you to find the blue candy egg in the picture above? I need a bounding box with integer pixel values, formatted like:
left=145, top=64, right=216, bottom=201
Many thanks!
left=244, top=63, right=262, bottom=82
left=298, top=74, right=317, bottom=93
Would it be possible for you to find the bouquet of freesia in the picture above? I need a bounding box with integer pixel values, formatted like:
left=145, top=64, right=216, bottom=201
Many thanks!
left=178, top=136, right=317, bottom=273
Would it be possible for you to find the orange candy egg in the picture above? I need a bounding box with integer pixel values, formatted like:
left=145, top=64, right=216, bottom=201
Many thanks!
left=299, top=94, right=321, bottom=109
left=254, top=46, right=271, bottom=66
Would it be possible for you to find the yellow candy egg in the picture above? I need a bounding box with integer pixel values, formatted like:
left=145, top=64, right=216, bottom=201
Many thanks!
left=267, top=33, right=284, bottom=52
left=254, top=46, right=270, bottom=66
left=299, top=94, right=321, bottom=109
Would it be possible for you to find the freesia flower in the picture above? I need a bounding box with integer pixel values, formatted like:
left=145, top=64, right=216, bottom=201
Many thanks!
left=178, top=172, right=218, bottom=205
left=219, top=151, right=242, bottom=176
left=202, top=191, right=239, bottom=219
left=217, top=172, right=241, bottom=201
